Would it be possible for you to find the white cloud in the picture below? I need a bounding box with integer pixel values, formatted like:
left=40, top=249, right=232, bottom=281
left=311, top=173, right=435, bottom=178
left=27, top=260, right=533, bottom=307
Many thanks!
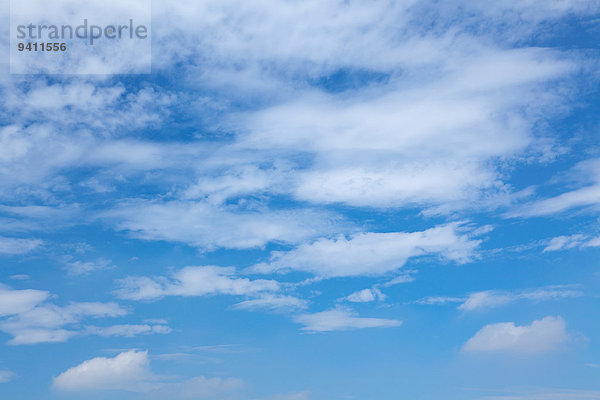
left=53, top=350, right=156, bottom=392
left=415, top=296, right=465, bottom=306
left=0, top=285, right=168, bottom=345
left=343, top=288, right=386, bottom=303
left=509, top=158, right=600, bottom=217
left=459, top=287, right=582, bottom=311
left=115, top=266, right=280, bottom=301
left=105, top=200, right=342, bottom=250
left=294, top=308, right=401, bottom=332
left=543, top=234, right=600, bottom=252
left=381, top=272, right=417, bottom=286
left=251, top=223, right=482, bottom=278
left=0, top=237, right=43, bottom=255
left=232, top=294, right=308, bottom=312
left=416, top=286, right=582, bottom=310
left=0, top=284, right=49, bottom=317
left=0, top=301, right=128, bottom=345
left=84, top=324, right=172, bottom=337
left=463, top=316, right=568, bottom=354
left=53, top=350, right=242, bottom=398
left=64, top=259, right=115, bottom=276
left=0, top=370, right=15, bottom=383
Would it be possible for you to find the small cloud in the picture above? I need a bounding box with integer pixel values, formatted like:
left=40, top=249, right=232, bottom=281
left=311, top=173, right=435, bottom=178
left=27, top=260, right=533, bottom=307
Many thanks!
left=415, top=285, right=582, bottom=311
left=382, top=271, right=417, bottom=286
left=414, top=296, right=465, bottom=305
left=0, top=237, right=43, bottom=255
left=232, top=294, right=308, bottom=312
left=64, top=259, right=115, bottom=276
left=53, top=350, right=156, bottom=392
left=84, top=324, right=172, bottom=338
left=294, top=308, right=401, bottom=332
left=9, top=274, right=30, bottom=281
left=53, top=350, right=242, bottom=397
left=343, top=288, right=386, bottom=303
left=463, top=316, right=568, bottom=354
left=0, top=370, right=15, bottom=383
left=115, top=266, right=279, bottom=301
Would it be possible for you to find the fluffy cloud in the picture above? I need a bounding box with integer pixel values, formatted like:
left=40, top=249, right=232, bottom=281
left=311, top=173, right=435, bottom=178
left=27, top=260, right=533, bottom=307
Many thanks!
left=54, top=350, right=242, bottom=398
left=251, top=223, right=481, bottom=278
left=343, top=288, right=386, bottom=303
left=115, top=266, right=280, bottom=301
left=53, top=350, right=156, bottom=392
left=0, top=284, right=171, bottom=345
left=294, top=308, right=401, bottom=332
left=0, top=301, right=128, bottom=345
left=463, top=316, right=568, bottom=354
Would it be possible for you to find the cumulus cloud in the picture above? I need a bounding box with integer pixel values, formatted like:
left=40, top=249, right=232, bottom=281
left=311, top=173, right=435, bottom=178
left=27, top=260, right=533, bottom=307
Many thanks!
left=53, top=350, right=242, bottom=398
left=463, top=316, right=568, bottom=354
left=115, top=266, right=280, bottom=301
left=53, top=350, right=156, bottom=392
left=294, top=308, right=401, bottom=332
left=251, top=223, right=482, bottom=278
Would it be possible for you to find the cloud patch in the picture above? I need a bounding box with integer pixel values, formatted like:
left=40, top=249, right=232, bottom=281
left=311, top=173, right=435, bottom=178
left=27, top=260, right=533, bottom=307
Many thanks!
left=294, top=308, right=401, bottom=332
left=463, top=316, right=568, bottom=354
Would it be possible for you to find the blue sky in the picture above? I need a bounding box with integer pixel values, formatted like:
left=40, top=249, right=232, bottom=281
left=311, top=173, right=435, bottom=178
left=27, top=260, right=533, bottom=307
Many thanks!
left=1, top=1, right=600, bottom=399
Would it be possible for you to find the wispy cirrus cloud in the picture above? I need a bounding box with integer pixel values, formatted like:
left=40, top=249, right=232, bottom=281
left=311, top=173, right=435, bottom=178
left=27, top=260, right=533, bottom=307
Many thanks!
left=416, top=285, right=582, bottom=311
